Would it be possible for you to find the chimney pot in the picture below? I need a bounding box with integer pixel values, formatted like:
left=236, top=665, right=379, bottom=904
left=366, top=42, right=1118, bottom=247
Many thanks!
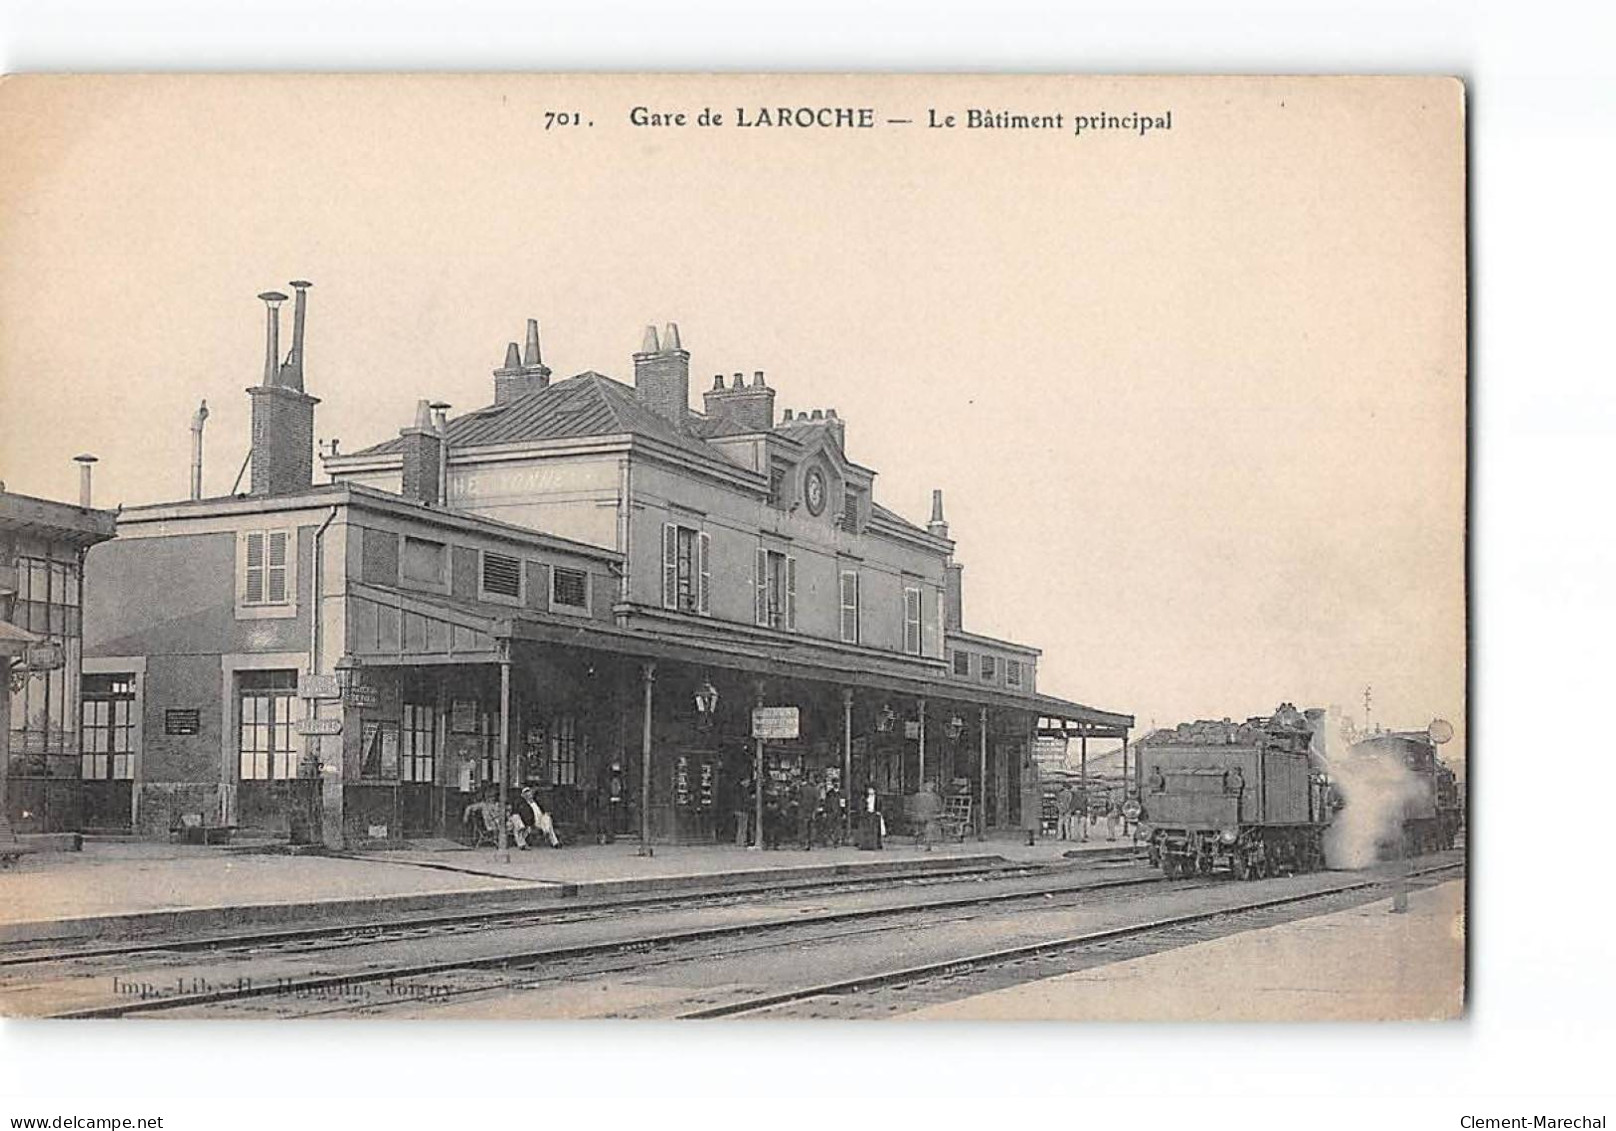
left=523, top=319, right=543, bottom=367
left=811, top=408, right=824, bottom=420
left=641, top=325, right=661, bottom=353
left=732, top=372, right=744, bottom=389
left=502, top=342, right=521, bottom=369
left=930, top=489, right=945, bottom=524
left=74, top=453, right=98, bottom=509
left=753, top=370, right=766, bottom=387
left=784, top=409, right=795, bottom=421
left=663, top=322, right=682, bottom=351
left=713, top=374, right=725, bottom=390
left=826, top=408, right=838, bottom=419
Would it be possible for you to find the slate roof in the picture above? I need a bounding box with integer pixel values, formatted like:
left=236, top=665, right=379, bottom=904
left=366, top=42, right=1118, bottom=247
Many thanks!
left=351, top=371, right=724, bottom=464
left=346, top=371, right=933, bottom=539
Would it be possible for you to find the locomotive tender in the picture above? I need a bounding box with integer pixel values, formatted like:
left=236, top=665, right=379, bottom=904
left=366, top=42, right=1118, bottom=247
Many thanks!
left=1136, top=704, right=1332, bottom=880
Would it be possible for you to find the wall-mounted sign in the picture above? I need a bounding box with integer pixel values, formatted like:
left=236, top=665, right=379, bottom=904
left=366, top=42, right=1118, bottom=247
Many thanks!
left=751, top=706, right=800, bottom=740
left=296, top=716, right=343, bottom=736
left=164, top=709, right=201, bottom=735
left=298, top=673, right=342, bottom=700
left=450, top=698, right=480, bottom=734
left=903, top=720, right=921, bottom=740
left=23, top=643, right=63, bottom=672
left=343, top=683, right=379, bottom=709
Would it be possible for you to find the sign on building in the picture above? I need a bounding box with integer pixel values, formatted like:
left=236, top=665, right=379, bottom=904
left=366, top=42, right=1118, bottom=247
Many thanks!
left=23, top=643, right=64, bottom=671
left=296, top=716, right=343, bottom=736
left=751, top=706, right=800, bottom=740
left=298, top=673, right=342, bottom=700
left=164, top=709, right=201, bottom=736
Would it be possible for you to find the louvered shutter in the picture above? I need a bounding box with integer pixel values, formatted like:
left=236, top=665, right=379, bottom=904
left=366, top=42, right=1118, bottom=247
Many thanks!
left=697, top=531, right=711, bottom=616
left=755, top=547, right=768, bottom=626
left=786, top=556, right=797, bottom=631
left=244, top=531, right=265, bottom=604
left=266, top=531, right=289, bottom=604
left=662, top=523, right=678, bottom=609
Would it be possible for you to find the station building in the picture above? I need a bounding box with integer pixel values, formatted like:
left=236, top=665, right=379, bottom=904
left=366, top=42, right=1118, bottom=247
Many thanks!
left=83, top=286, right=1131, bottom=848
left=2, top=476, right=118, bottom=833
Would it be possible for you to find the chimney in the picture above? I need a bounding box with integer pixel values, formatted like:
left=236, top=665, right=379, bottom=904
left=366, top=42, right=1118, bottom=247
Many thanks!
left=278, top=281, right=312, bottom=391
left=927, top=489, right=949, bottom=539
left=399, top=399, right=443, bottom=506
left=247, top=285, right=320, bottom=496
left=633, top=320, right=691, bottom=429
left=430, top=401, right=452, bottom=505
left=493, top=319, right=552, bottom=404
left=702, top=366, right=776, bottom=432
left=74, top=454, right=98, bottom=508
left=190, top=399, right=209, bottom=501
left=944, top=562, right=964, bottom=632
left=824, top=407, right=846, bottom=449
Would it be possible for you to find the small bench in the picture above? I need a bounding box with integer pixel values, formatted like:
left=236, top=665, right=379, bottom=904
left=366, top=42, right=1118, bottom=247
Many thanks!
left=169, top=812, right=236, bottom=846
left=0, top=816, right=39, bottom=869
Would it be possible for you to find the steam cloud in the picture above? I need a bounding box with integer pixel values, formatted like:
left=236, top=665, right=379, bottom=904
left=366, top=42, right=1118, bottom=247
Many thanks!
left=1313, top=711, right=1424, bottom=870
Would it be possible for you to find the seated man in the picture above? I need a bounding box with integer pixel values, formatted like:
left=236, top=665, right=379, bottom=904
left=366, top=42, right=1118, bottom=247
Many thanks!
left=461, top=796, right=503, bottom=846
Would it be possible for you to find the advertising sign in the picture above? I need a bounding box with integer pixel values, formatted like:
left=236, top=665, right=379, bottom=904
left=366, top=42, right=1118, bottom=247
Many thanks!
left=751, top=706, right=800, bottom=740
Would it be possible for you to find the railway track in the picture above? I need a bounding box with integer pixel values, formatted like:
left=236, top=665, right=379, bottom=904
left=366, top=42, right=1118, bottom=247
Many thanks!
left=0, top=856, right=1085, bottom=970
left=677, top=858, right=1466, bottom=1019
left=12, top=865, right=1168, bottom=1018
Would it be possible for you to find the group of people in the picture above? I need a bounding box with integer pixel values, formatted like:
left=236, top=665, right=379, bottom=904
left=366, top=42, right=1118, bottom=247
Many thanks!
left=1054, top=784, right=1125, bottom=842
left=730, top=773, right=849, bottom=850
left=462, top=785, right=561, bottom=850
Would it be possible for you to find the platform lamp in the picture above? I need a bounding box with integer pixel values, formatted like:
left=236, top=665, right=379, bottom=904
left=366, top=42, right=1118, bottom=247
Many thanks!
left=876, top=703, right=896, bottom=733
left=694, top=677, right=719, bottom=730
left=945, top=715, right=966, bottom=741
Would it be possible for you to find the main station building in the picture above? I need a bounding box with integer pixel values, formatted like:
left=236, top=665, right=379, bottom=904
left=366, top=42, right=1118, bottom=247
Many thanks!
left=83, top=286, right=1131, bottom=848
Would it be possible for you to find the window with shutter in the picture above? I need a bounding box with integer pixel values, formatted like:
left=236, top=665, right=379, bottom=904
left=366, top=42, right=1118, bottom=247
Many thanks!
left=698, top=531, right=711, bottom=615
left=1006, top=659, right=1023, bottom=688
left=266, top=532, right=288, bottom=603
left=244, top=531, right=265, bottom=604
left=662, top=523, right=678, bottom=609
left=903, top=587, right=922, bottom=655
left=953, top=650, right=971, bottom=676
left=839, top=570, right=860, bottom=643
left=786, top=555, right=797, bottom=631
left=981, top=654, right=998, bottom=682
left=755, top=547, right=769, bottom=626
left=481, top=551, right=522, bottom=600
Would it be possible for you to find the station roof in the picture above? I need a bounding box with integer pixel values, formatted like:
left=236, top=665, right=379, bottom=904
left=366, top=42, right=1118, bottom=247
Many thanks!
left=0, top=489, right=117, bottom=549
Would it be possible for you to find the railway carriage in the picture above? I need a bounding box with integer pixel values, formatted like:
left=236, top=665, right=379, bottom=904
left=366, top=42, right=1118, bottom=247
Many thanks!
left=1136, top=704, right=1332, bottom=879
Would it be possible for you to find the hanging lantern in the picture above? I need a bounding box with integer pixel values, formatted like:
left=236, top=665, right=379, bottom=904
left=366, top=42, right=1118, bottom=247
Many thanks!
left=876, top=703, right=896, bottom=733
left=946, top=715, right=966, bottom=740
left=694, top=679, right=720, bottom=728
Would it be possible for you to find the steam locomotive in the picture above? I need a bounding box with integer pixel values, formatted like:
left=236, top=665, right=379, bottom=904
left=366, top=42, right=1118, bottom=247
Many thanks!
left=1347, top=730, right=1463, bottom=855
left=1136, top=704, right=1331, bottom=879
left=1135, top=705, right=1463, bottom=879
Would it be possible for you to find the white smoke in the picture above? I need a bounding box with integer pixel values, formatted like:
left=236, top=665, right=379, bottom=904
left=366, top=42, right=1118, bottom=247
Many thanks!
left=1313, top=710, right=1425, bottom=870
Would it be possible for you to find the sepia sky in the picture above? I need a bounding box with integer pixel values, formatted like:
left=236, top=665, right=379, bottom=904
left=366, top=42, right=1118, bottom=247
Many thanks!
left=0, top=74, right=1466, bottom=748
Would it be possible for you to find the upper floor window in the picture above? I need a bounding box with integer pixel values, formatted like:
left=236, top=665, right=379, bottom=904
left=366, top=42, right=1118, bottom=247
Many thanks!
left=1006, top=659, right=1023, bottom=688
left=839, top=570, right=860, bottom=643
left=480, top=550, right=523, bottom=601
left=662, top=523, right=711, bottom=615
left=980, top=654, right=998, bottom=682
left=757, top=548, right=797, bottom=631
left=841, top=489, right=862, bottom=533
left=903, top=587, right=922, bottom=656
left=953, top=650, right=971, bottom=677
left=768, top=464, right=788, bottom=508
left=401, top=536, right=446, bottom=588
left=241, top=530, right=290, bottom=606
left=552, top=566, right=590, bottom=611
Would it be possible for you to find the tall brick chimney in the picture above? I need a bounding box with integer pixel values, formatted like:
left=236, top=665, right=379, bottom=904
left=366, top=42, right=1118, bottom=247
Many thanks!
left=399, top=399, right=443, bottom=506
left=633, top=322, right=690, bottom=429
left=492, top=319, right=552, bottom=404
left=703, top=369, right=776, bottom=432
left=247, top=285, right=320, bottom=496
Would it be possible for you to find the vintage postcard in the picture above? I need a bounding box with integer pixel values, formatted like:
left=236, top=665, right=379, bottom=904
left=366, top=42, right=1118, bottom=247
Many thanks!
left=0, top=74, right=1465, bottom=1021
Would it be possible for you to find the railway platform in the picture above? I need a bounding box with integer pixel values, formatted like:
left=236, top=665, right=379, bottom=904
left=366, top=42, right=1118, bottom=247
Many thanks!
left=903, top=877, right=1466, bottom=1021
left=0, top=830, right=1140, bottom=945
